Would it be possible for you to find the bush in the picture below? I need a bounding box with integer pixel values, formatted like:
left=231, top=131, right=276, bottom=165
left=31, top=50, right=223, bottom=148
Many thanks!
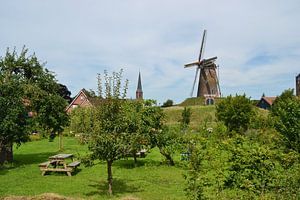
left=271, top=89, right=300, bottom=153
left=184, top=126, right=300, bottom=199
left=162, top=99, right=174, bottom=107
left=216, top=94, right=254, bottom=133
left=180, top=107, right=192, bottom=130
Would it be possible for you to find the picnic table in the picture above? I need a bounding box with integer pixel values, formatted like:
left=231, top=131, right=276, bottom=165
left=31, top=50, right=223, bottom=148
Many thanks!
left=39, top=154, right=80, bottom=176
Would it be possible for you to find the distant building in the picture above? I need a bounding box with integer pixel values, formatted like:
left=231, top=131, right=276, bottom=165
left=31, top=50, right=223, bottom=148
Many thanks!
left=257, top=96, right=276, bottom=110
left=296, top=73, right=300, bottom=96
left=136, top=72, right=143, bottom=100
left=65, top=89, right=93, bottom=113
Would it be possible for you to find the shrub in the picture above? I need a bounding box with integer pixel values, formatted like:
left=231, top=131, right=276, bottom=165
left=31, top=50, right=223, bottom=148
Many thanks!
left=271, top=89, right=300, bottom=153
left=180, top=107, right=192, bottom=130
left=184, top=126, right=300, bottom=199
left=162, top=99, right=174, bottom=107
left=216, top=94, right=254, bottom=133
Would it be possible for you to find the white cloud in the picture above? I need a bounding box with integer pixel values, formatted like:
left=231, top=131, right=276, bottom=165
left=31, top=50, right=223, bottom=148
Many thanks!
left=0, top=0, right=299, bottom=103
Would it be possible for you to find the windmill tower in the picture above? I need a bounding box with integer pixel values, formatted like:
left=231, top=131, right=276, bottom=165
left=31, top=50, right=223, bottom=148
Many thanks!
left=296, top=73, right=300, bottom=96
left=136, top=72, right=143, bottom=99
left=184, top=30, right=221, bottom=98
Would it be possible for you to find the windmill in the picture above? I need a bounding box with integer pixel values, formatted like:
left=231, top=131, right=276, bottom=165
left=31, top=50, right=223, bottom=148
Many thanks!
left=184, top=30, right=221, bottom=98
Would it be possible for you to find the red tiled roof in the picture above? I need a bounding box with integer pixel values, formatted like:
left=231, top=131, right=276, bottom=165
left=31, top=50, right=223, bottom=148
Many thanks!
left=262, top=96, right=276, bottom=105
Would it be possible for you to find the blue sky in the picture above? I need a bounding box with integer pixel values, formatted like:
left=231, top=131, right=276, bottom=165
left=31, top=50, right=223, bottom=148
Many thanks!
left=1, top=0, right=299, bottom=104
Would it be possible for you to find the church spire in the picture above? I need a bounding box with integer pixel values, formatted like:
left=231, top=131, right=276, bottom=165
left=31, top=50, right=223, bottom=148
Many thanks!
left=136, top=71, right=143, bottom=99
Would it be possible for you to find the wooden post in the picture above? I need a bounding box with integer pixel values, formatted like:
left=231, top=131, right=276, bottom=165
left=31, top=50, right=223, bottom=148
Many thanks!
left=59, top=133, right=63, bottom=151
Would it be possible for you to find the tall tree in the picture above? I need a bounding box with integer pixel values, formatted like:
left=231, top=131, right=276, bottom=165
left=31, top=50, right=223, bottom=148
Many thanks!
left=0, top=77, right=28, bottom=163
left=86, top=70, right=129, bottom=195
left=271, top=89, right=300, bottom=152
left=0, top=47, right=69, bottom=163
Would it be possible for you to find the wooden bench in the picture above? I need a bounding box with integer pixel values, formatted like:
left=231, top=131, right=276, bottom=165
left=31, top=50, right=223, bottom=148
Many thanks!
left=39, top=160, right=57, bottom=176
left=66, top=161, right=81, bottom=176
left=68, top=161, right=80, bottom=168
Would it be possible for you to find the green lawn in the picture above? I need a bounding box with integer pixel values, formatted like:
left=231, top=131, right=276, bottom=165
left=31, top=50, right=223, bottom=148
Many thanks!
left=0, top=137, right=186, bottom=200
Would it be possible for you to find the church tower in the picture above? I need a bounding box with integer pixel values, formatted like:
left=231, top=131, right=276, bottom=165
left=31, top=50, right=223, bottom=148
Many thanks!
left=296, top=73, right=300, bottom=96
left=136, top=72, right=143, bottom=99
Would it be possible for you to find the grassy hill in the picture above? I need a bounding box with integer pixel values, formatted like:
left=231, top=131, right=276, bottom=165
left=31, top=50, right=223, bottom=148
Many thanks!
left=163, top=105, right=216, bottom=130
left=178, top=97, right=224, bottom=107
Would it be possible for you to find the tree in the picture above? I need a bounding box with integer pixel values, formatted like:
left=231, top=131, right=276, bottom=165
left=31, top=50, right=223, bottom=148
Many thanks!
left=69, top=107, right=94, bottom=138
left=125, top=100, right=149, bottom=166
left=58, top=83, right=72, bottom=103
left=36, top=94, right=69, bottom=150
left=85, top=70, right=129, bottom=195
left=142, top=105, right=178, bottom=165
left=216, top=94, right=254, bottom=133
left=0, top=78, right=29, bottom=163
left=271, top=89, right=300, bottom=152
left=180, top=107, right=192, bottom=130
left=162, top=99, right=174, bottom=107
left=0, top=47, right=69, bottom=163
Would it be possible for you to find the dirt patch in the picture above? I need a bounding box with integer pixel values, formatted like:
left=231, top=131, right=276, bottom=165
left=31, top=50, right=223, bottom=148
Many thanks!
left=1, top=193, right=80, bottom=200
left=119, top=197, right=141, bottom=200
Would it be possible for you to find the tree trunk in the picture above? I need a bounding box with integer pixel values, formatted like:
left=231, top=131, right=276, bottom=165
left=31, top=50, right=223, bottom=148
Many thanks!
left=59, top=132, right=63, bottom=151
left=0, top=145, right=5, bottom=164
left=159, top=148, right=175, bottom=166
left=107, top=160, right=113, bottom=195
left=133, top=152, right=137, bottom=167
left=0, top=143, right=13, bottom=164
left=165, top=153, right=175, bottom=166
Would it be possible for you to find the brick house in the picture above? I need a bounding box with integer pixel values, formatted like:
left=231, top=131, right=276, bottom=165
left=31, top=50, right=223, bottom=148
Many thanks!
left=257, top=96, right=276, bottom=110
left=65, top=89, right=93, bottom=113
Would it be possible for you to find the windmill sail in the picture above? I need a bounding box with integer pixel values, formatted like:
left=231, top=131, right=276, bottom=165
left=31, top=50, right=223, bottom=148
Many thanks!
left=184, top=30, right=221, bottom=98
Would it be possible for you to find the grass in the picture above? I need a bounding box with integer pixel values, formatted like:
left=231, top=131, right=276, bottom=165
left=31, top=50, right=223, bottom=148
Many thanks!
left=163, top=105, right=216, bottom=130
left=0, top=137, right=186, bottom=200
left=178, top=97, right=224, bottom=107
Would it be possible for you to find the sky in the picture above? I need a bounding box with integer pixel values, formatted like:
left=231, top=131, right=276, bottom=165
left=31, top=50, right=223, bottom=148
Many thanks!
left=0, top=0, right=299, bottom=104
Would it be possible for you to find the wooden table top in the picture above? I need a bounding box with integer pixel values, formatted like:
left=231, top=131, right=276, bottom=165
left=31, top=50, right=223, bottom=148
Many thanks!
left=49, top=154, right=73, bottom=160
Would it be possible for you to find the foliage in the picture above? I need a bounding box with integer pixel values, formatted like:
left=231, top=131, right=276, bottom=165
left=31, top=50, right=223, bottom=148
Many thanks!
left=184, top=125, right=300, bottom=200
left=124, top=100, right=149, bottom=165
left=271, top=89, right=300, bottom=152
left=180, top=107, right=192, bottom=130
left=58, top=83, right=72, bottom=103
left=143, top=99, right=157, bottom=106
left=69, top=107, right=94, bottom=138
left=0, top=77, right=29, bottom=162
left=36, top=94, right=69, bottom=141
left=85, top=69, right=128, bottom=195
left=142, top=105, right=181, bottom=165
left=216, top=94, right=254, bottom=133
left=249, top=107, right=273, bottom=130
left=155, top=125, right=181, bottom=166
left=0, top=47, right=68, bottom=163
left=161, top=99, right=174, bottom=107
